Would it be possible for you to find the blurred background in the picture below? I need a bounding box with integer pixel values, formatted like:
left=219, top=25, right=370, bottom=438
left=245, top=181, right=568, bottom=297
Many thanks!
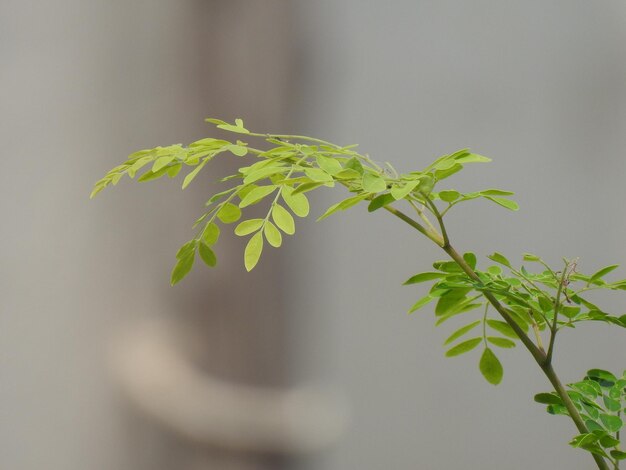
left=2, top=1, right=626, bottom=469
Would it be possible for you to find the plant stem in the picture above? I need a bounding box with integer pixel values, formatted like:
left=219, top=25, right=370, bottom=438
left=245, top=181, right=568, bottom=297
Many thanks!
left=385, top=205, right=610, bottom=470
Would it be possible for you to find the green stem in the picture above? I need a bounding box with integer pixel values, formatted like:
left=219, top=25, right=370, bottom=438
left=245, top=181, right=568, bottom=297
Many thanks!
left=546, top=263, right=569, bottom=364
left=385, top=206, right=610, bottom=470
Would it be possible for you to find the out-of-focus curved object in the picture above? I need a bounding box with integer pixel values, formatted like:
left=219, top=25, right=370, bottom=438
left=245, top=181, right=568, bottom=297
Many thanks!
left=110, top=319, right=347, bottom=455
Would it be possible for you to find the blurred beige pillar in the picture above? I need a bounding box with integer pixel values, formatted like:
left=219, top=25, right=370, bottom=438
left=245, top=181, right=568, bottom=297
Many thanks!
left=0, top=1, right=329, bottom=470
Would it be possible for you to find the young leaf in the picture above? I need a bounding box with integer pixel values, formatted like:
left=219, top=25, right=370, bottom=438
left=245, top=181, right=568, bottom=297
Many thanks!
left=153, top=155, right=176, bottom=172
left=239, top=185, right=277, bottom=208
left=478, top=189, right=514, bottom=196
left=487, top=337, right=516, bottom=348
left=264, top=221, right=282, bottom=248
left=282, top=186, right=310, bottom=217
left=345, top=157, right=364, bottom=174
left=439, top=190, right=460, bottom=202
left=167, top=163, right=182, bottom=178
left=304, top=168, right=333, bottom=183
left=362, top=173, right=387, bottom=193
left=479, top=348, right=503, bottom=385
left=486, top=319, right=518, bottom=339
left=403, top=272, right=446, bottom=285
left=176, top=240, right=197, bottom=260
left=534, top=393, right=564, bottom=405
left=390, top=180, right=420, bottom=200
left=182, top=159, right=209, bottom=189
left=244, top=232, right=263, bottom=271
left=445, top=337, right=482, bottom=357
left=487, top=252, right=512, bottom=268
left=368, top=193, right=395, bottom=212
left=171, top=251, right=195, bottom=285
left=444, top=321, right=481, bottom=345
left=599, top=414, right=623, bottom=433
left=198, top=243, right=217, bottom=267
left=217, top=203, right=242, bottom=223
left=317, top=194, right=368, bottom=221
left=201, top=223, right=220, bottom=246
left=408, top=295, right=435, bottom=313
left=463, top=252, right=477, bottom=270
left=234, top=219, right=265, bottom=236
left=272, top=204, right=295, bottom=235
left=611, top=450, right=626, bottom=461
left=589, top=265, right=619, bottom=283
left=484, top=196, right=519, bottom=211
left=315, top=155, right=343, bottom=175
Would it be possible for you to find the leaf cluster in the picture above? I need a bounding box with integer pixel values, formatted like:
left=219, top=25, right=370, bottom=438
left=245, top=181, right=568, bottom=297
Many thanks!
left=92, top=118, right=517, bottom=285
left=535, top=369, right=626, bottom=464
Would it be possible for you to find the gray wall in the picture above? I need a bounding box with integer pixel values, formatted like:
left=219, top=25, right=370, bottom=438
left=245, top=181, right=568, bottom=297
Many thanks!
left=289, top=2, right=626, bottom=469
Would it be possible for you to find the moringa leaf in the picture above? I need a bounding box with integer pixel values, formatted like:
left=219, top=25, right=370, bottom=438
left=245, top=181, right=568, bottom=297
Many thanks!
left=479, top=348, right=503, bottom=385
left=244, top=232, right=263, bottom=271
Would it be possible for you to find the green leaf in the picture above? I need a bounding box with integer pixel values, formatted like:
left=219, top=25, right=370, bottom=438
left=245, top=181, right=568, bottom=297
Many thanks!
left=390, top=180, right=420, bottom=200
left=590, top=265, right=619, bottom=282
left=444, top=321, right=481, bottom=345
left=171, top=251, right=195, bottom=285
left=137, top=165, right=171, bottom=182
left=217, top=203, right=242, bottom=223
left=272, top=204, right=295, bottom=235
left=304, top=168, right=333, bottom=183
left=317, top=194, right=368, bottom=221
left=198, top=243, right=217, bottom=267
left=153, top=155, right=176, bottom=172
left=445, top=337, right=482, bottom=357
left=368, top=193, right=395, bottom=212
left=463, top=252, right=477, bottom=270
left=479, top=348, right=503, bottom=385
left=234, top=219, right=264, bottom=236
left=484, top=196, right=519, bottom=211
left=454, top=153, right=491, bottom=164
left=243, top=166, right=287, bottom=184
left=362, top=173, right=387, bottom=193
left=432, top=260, right=464, bottom=273
left=587, top=369, right=617, bottom=386
left=602, top=396, right=621, bottom=412
left=281, top=186, right=310, bottom=217
left=487, top=337, right=516, bottom=348
left=403, top=272, right=446, bottom=285
left=487, top=252, right=512, bottom=268
left=345, top=157, right=364, bottom=174
left=182, top=159, right=209, bottom=189
left=611, top=450, right=626, bottom=461
left=216, top=119, right=249, bottom=134
left=522, top=253, right=542, bottom=262
left=292, top=182, right=324, bottom=195
left=264, top=221, right=282, bottom=248
left=599, top=435, right=620, bottom=448
left=315, top=155, right=343, bottom=175
left=244, top=232, right=263, bottom=271
left=201, top=222, right=220, bottom=246
left=486, top=319, right=518, bottom=339
left=334, top=168, right=363, bottom=180
left=599, top=414, right=622, bottom=433
left=439, top=190, right=460, bottom=202
left=239, top=185, right=277, bottom=208
left=408, top=295, right=435, bottom=313
left=227, top=144, right=248, bottom=156
left=176, top=240, right=197, bottom=260
left=435, top=288, right=472, bottom=316
left=479, top=189, right=514, bottom=196
left=167, top=163, right=182, bottom=178
left=534, top=393, right=564, bottom=405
